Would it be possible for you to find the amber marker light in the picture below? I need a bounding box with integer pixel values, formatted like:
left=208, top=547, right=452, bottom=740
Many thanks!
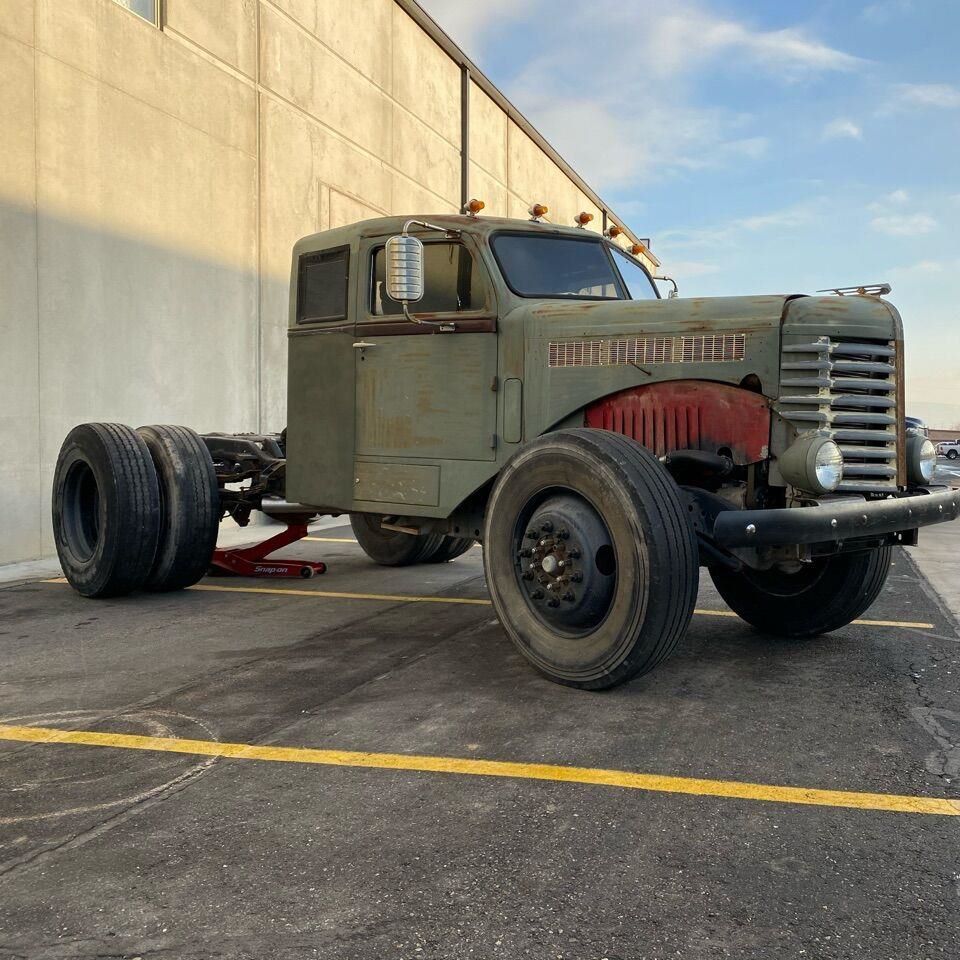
left=574, top=211, right=594, bottom=228
left=528, top=203, right=549, bottom=221
left=630, top=242, right=647, bottom=256
left=464, top=198, right=485, bottom=217
left=605, top=224, right=623, bottom=239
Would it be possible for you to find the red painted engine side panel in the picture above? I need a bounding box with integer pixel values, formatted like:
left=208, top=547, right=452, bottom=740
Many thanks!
left=584, top=381, right=770, bottom=465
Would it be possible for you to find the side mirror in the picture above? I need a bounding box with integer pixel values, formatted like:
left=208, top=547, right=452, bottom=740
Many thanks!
left=385, top=234, right=424, bottom=304
left=654, top=275, right=679, bottom=299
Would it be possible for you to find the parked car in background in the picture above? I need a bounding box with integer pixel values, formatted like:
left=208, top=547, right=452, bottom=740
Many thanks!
left=937, top=439, right=960, bottom=460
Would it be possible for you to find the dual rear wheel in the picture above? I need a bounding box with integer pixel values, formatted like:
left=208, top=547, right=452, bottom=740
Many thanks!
left=52, top=423, right=219, bottom=598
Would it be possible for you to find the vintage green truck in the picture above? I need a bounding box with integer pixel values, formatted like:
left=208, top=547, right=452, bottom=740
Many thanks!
left=52, top=211, right=960, bottom=689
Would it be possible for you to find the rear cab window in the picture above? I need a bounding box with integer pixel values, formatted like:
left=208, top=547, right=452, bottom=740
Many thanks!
left=297, top=246, right=349, bottom=324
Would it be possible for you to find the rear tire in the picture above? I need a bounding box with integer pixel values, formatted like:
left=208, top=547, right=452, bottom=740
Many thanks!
left=52, top=422, right=161, bottom=598
left=350, top=514, right=445, bottom=566
left=710, top=547, right=893, bottom=638
left=948, top=450, right=958, bottom=460
left=483, top=429, right=699, bottom=690
left=137, top=425, right=221, bottom=592
left=425, top=536, right=476, bottom=563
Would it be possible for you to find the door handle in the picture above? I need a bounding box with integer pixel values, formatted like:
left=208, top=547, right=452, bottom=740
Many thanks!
left=352, top=341, right=377, bottom=349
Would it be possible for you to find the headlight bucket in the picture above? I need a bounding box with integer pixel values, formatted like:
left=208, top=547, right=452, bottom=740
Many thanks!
left=906, top=434, right=937, bottom=485
left=779, top=435, right=844, bottom=495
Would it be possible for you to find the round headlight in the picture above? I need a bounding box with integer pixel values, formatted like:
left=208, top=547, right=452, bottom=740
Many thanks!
left=814, top=440, right=844, bottom=492
left=778, top=435, right=844, bottom=495
left=906, top=434, right=937, bottom=485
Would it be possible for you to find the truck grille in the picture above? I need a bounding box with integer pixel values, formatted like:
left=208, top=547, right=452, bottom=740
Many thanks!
left=777, top=336, right=899, bottom=492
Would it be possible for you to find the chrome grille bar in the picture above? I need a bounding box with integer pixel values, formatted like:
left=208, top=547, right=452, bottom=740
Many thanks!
left=777, top=335, right=899, bottom=493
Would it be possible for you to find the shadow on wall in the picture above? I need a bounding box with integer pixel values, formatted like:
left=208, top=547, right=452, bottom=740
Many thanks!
left=0, top=199, right=291, bottom=566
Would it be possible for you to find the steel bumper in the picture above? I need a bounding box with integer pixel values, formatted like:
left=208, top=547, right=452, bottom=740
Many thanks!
left=713, top=487, right=960, bottom=548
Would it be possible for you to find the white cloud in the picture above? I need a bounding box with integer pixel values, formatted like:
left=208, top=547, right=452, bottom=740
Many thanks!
left=659, top=202, right=821, bottom=248
left=867, top=189, right=910, bottom=212
left=822, top=118, right=863, bottom=140
left=888, top=83, right=960, bottom=109
left=870, top=213, right=938, bottom=236
left=631, top=4, right=862, bottom=79
left=664, top=260, right=721, bottom=278
left=418, top=0, right=540, bottom=52
left=501, top=1, right=860, bottom=190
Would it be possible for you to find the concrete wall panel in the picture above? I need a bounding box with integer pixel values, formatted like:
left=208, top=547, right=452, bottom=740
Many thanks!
left=35, top=0, right=256, bottom=156
left=267, top=0, right=393, bottom=90
left=469, top=82, right=507, bottom=184
left=0, top=0, right=35, bottom=45
left=164, top=0, right=257, bottom=77
left=0, top=34, right=41, bottom=562
left=260, top=3, right=392, bottom=158
left=393, top=108, right=460, bottom=207
left=392, top=4, right=459, bottom=146
left=35, top=56, right=258, bottom=552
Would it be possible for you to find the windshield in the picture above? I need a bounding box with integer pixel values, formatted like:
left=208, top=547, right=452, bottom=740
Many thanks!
left=492, top=233, right=658, bottom=301
left=492, top=234, right=625, bottom=300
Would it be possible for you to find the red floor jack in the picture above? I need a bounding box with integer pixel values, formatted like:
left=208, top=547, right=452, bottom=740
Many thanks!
left=209, top=522, right=327, bottom=579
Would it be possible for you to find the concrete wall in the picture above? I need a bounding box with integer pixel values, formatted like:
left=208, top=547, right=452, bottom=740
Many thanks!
left=0, top=0, right=651, bottom=566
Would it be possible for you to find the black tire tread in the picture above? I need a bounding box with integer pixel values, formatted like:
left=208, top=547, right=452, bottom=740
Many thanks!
left=710, top=546, right=893, bottom=638
left=52, top=422, right=160, bottom=598
left=350, top=514, right=446, bottom=566
left=138, top=424, right=220, bottom=592
left=484, top=428, right=699, bottom=689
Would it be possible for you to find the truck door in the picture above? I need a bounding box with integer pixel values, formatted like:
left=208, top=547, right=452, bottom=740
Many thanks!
left=352, top=235, right=498, bottom=509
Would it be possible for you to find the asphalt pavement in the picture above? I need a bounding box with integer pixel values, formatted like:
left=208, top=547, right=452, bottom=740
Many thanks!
left=1, top=518, right=959, bottom=960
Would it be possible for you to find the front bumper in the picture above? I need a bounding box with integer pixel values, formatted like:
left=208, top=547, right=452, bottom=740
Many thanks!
left=713, top=487, right=960, bottom=548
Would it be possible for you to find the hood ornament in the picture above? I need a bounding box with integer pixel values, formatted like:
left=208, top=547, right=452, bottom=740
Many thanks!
left=816, top=283, right=891, bottom=298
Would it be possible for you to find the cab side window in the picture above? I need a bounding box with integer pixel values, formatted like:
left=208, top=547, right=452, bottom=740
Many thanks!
left=371, top=242, right=477, bottom=317
left=297, top=246, right=349, bottom=324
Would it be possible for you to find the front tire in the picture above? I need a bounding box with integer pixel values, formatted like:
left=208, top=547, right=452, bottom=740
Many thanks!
left=947, top=450, right=958, bottom=460
left=483, top=429, right=699, bottom=690
left=52, top=423, right=161, bottom=598
left=710, top=547, right=892, bottom=638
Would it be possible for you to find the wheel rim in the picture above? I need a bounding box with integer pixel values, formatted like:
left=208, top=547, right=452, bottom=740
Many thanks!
left=512, top=492, right=617, bottom=634
left=63, top=459, right=101, bottom=562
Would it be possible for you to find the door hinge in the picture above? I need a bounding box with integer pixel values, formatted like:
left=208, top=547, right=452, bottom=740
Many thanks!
left=490, top=433, right=498, bottom=449
left=490, top=376, right=499, bottom=392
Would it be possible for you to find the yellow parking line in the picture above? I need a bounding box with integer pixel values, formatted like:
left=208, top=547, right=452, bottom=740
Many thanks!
left=41, top=579, right=935, bottom=628
left=0, top=723, right=955, bottom=816
left=190, top=583, right=492, bottom=605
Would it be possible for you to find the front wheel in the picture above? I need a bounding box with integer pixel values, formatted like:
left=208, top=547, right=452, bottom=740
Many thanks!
left=483, top=429, right=699, bottom=690
left=947, top=450, right=958, bottom=460
left=710, top=547, right=892, bottom=638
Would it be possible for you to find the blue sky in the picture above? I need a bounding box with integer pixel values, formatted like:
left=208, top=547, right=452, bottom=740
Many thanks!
left=420, top=0, right=960, bottom=427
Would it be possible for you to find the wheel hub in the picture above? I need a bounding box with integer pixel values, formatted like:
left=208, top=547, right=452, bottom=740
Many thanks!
left=515, top=494, right=616, bottom=630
